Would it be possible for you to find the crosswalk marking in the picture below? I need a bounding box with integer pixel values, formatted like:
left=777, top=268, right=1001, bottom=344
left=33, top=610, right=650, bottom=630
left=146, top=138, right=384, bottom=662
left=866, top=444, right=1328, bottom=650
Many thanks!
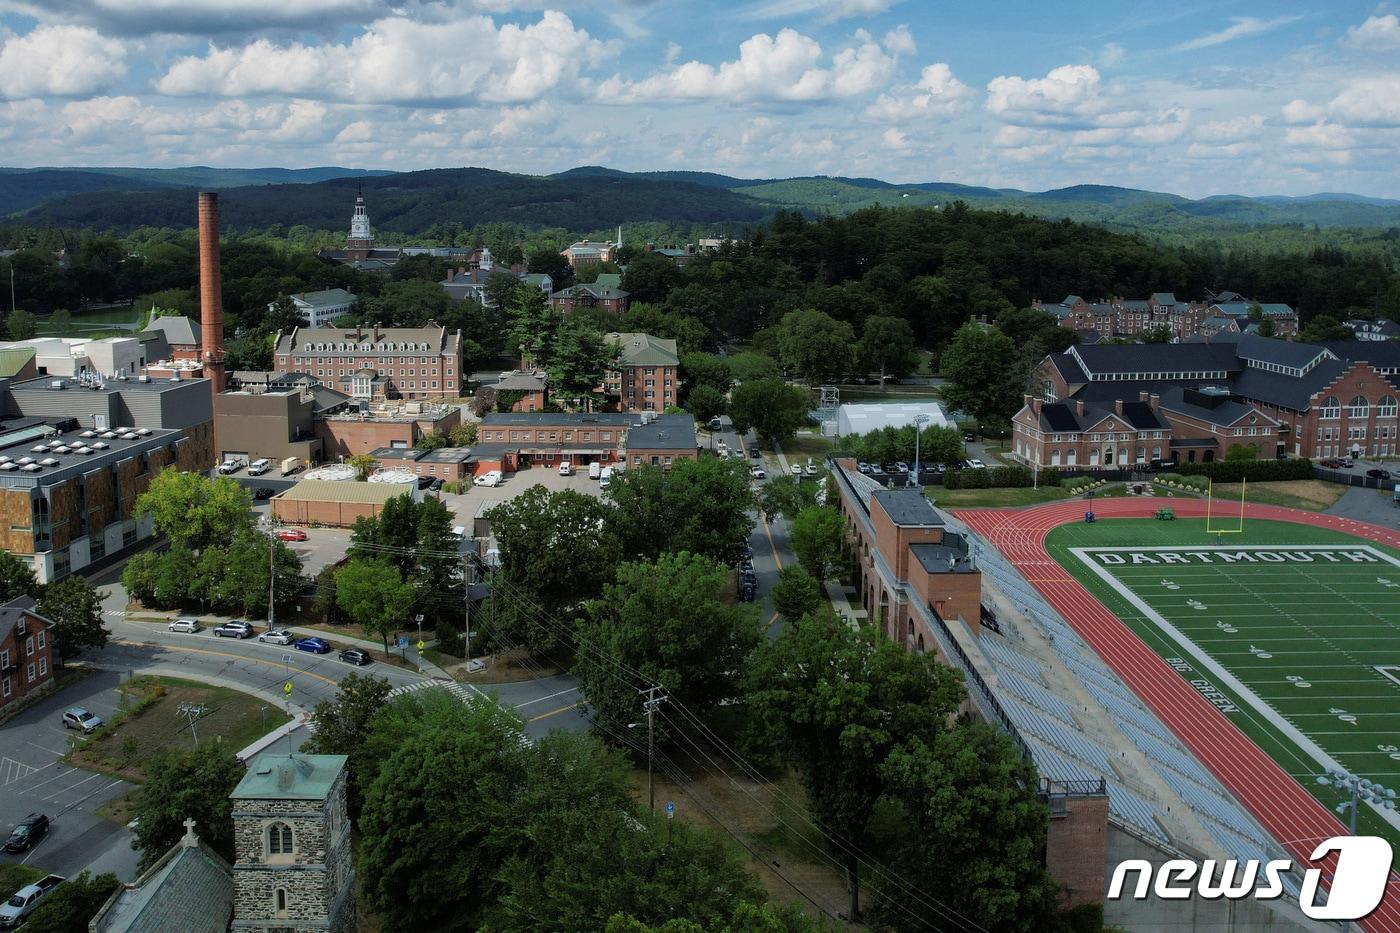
left=0, top=757, right=37, bottom=786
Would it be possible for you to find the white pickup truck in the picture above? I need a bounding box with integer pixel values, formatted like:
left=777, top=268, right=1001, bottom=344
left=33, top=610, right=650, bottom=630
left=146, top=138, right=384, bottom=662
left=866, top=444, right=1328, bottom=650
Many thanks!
left=0, top=875, right=64, bottom=927
left=217, top=457, right=247, bottom=475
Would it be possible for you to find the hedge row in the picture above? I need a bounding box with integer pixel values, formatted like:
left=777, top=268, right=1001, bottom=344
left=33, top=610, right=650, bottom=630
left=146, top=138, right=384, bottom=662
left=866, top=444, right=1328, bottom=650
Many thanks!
left=1176, top=458, right=1314, bottom=482
left=944, top=465, right=1062, bottom=489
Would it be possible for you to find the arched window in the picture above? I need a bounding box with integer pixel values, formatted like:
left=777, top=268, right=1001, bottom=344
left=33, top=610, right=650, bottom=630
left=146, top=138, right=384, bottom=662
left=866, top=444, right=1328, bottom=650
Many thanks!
left=1349, top=395, right=1369, bottom=418
left=916, top=634, right=926, bottom=654
left=274, top=888, right=289, bottom=918
left=906, top=619, right=914, bottom=638
left=1320, top=396, right=1341, bottom=419
left=1378, top=396, right=1398, bottom=418
left=267, top=822, right=293, bottom=857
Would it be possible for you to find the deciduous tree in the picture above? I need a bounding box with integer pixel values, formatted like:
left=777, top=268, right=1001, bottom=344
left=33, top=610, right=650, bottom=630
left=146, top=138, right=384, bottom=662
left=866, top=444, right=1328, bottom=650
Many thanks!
left=684, top=385, right=727, bottom=425
left=856, top=315, right=919, bottom=383
left=335, top=558, right=415, bottom=652
left=0, top=549, right=37, bottom=603
left=605, top=458, right=754, bottom=566
left=574, top=552, right=761, bottom=741
left=777, top=309, right=855, bottom=385
left=36, top=576, right=107, bottom=661
left=130, top=742, right=244, bottom=869
left=770, top=566, right=823, bottom=621
left=728, top=379, right=810, bottom=446
left=133, top=471, right=252, bottom=553
left=789, top=506, right=844, bottom=581
left=303, top=672, right=393, bottom=816
left=940, top=322, right=1026, bottom=426
left=548, top=317, right=620, bottom=405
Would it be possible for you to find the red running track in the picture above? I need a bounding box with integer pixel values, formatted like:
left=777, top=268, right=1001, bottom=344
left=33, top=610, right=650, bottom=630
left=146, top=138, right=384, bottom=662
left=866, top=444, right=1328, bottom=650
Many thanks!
left=954, top=497, right=1400, bottom=932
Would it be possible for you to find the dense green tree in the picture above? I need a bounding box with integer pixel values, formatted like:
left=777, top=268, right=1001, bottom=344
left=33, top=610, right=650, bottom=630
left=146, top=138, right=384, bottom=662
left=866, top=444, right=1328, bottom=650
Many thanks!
left=449, top=421, right=479, bottom=446
left=311, top=564, right=344, bottom=625
left=1257, top=317, right=1278, bottom=338
left=197, top=530, right=303, bottom=619
left=776, top=309, right=855, bottom=385
left=874, top=724, right=1060, bottom=932
left=20, top=870, right=121, bottom=933
left=679, top=352, right=731, bottom=397
left=354, top=278, right=456, bottom=328
left=725, top=351, right=780, bottom=383
left=133, top=471, right=253, bottom=553
left=728, top=378, right=810, bottom=446
left=548, top=317, right=620, bottom=405
left=346, top=453, right=376, bottom=481
left=574, top=552, right=762, bottom=741
left=789, top=507, right=845, bottom=581
left=605, top=458, right=754, bottom=565
left=485, top=487, right=619, bottom=655
left=525, top=247, right=573, bottom=291
left=856, top=315, right=919, bottom=382
left=6, top=309, right=36, bottom=339
left=743, top=612, right=965, bottom=919
left=622, top=251, right=685, bottom=303
left=359, top=693, right=528, bottom=933
left=770, top=566, right=823, bottom=621
left=756, top=474, right=820, bottom=522
left=130, top=742, right=244, bottom=869
left=335, top=558, right=415, bottom=652
left=0, top=549, right=38, bottom=603
left=36, top=576, right=107, bottom=661
left=505, top=285, right=557, bottom=368
left=1300, top=313, right=1354, bottom=343
left=1141, top=325, right=1174, bottom=343
left=303, top=673, right=394, bottom=816
left=684, top=385, right=727, bottom=425
left=940, top=322, right=1026, bottom=425
left=415, top=431, right=450, bottom=450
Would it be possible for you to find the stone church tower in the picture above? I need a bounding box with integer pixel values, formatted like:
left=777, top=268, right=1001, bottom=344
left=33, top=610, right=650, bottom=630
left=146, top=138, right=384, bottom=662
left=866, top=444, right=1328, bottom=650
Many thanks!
left=230, top=753, right=355, bottom=933
left=345, top=191, right=374, bottom=261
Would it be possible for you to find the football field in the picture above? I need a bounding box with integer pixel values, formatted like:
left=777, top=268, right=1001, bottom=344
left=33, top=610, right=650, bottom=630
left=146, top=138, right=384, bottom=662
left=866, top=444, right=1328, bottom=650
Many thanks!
left=1046, top=517, right=1400, bottom=845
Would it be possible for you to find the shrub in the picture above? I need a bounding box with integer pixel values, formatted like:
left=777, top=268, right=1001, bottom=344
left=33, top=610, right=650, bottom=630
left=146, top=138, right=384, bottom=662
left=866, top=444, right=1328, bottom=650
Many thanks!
left=1177, top=458, right=1313, bottom=482
left=944, top=465, right=1056, bottom=490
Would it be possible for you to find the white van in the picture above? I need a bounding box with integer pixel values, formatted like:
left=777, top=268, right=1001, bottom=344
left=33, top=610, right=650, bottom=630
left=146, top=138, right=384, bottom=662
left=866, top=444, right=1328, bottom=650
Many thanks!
left=248, top=458, right=271, bottom=476
left=588, top=462, right=602, bottom=480
left=558, top=459, right=573, bottom=476
left=599, top=467, right=613, bottom=488
left=474, top=470, right=503, bottom=488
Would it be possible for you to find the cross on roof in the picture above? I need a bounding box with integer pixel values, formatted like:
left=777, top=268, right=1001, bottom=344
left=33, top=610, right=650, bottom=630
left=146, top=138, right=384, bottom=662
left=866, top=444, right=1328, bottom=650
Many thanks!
left=181, top=817, right=198, bottom=847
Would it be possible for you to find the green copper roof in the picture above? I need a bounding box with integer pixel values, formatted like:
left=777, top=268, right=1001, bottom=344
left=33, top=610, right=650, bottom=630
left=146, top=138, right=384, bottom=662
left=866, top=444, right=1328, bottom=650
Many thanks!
left=232, top=753, right=346, bottom=800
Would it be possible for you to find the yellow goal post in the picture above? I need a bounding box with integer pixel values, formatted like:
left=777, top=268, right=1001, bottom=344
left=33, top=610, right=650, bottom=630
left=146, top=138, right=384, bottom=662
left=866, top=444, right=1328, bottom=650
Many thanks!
left=1205, top=477, right=1246, bottom=534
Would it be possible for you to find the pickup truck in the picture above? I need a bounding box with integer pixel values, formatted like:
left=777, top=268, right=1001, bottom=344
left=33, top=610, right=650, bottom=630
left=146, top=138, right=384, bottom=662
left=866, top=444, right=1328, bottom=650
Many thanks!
left=0, top=875, right=64, bottom=927
left=217, top=457, right=247, bottom=475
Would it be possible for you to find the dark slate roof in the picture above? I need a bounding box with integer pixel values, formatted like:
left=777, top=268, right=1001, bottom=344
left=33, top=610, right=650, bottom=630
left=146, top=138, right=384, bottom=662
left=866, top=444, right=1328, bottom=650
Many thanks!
left=1322, top=340, right=1400, bottom=369
left=90, top=837, right=232, bottom=933
left=871, top=489, right=943, bottom=526
left=1235, top=335, right=1330, bottom=370
left=1047, top=353, right=1087, bottom=383
left=1231, top=358, right=1345, bottom=411
left=1039, top=404, right=1082, bottom=432
left=1179, top=331, right=1244, bottom=345
left=1151, top=292, right=1177, bottom=304
left=626, top=414, right=696, bottom=450
left=1071, top=342, right=1238, bottom=377
left=1036, top=400, right=1169, bottom=433
left=1157, top=387, right=1266, bottom=427
left=0, top=596, right=42, bottom=645
left=910, top=539, right=975, bottom=574
left=1118, top=401, right=1170, bottom=430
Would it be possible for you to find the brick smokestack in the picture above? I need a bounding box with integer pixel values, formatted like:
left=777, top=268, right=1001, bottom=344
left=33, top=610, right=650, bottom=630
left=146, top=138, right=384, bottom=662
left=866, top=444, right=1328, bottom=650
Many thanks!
left=197, top=192, right=226, bottom=395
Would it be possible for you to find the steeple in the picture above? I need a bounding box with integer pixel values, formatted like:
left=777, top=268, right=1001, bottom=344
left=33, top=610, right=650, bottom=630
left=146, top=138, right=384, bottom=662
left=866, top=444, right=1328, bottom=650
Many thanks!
left=346, top=187, right=373, bottom=260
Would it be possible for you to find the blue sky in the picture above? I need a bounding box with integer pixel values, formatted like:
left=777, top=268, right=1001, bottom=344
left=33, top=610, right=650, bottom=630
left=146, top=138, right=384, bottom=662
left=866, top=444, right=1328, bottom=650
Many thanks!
left=0, top=1, right=1397, bottom=198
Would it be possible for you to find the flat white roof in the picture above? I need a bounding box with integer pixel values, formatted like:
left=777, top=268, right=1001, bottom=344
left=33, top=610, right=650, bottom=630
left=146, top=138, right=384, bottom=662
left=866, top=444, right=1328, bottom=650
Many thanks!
left=836, top=401, right=951, bottom=436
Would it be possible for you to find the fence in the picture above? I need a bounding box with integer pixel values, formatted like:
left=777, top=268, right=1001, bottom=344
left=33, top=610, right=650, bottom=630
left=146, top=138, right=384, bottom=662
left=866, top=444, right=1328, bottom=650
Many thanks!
left=924, top=606, right=1035, bottom=764
left=1312, top=466, right=1397, bottom=492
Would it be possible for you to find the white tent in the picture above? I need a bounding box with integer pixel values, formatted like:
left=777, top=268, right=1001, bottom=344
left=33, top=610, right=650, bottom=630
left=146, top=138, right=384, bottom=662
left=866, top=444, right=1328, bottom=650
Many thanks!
left=836, top=401, right=951, bottom=437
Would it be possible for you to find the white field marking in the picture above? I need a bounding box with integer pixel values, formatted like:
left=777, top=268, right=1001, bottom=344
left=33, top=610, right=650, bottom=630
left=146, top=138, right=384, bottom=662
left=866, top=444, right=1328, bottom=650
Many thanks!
left=0, top=757, right=36, bottom=786
left=1070, top=544, right=1400, bottom=833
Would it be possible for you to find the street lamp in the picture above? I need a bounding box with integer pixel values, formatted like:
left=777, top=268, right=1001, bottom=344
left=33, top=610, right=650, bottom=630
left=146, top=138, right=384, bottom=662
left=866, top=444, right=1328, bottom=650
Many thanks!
left=1315, top=769, right=1397, bottom=933
left=910, top=414, right=931, bottom=488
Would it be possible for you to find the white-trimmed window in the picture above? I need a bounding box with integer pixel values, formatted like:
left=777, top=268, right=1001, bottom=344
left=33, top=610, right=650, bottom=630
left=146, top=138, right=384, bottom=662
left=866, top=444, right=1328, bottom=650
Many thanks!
left=1320, top=396, right=1341, bottom=419
left=38, top=658, right=46, bottom=677
left=26, top=664, right=34, bottom=683
left=1378, top=396, right=1398, bottom=418
left=1348, top=395, right=1369, bottom=418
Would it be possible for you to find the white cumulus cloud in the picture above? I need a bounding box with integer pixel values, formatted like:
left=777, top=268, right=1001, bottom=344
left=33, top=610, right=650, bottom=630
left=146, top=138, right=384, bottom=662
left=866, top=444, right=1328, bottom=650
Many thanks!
left=0, top=25, right=127, bottom=98
left=155, top=11, right=611, bottom=104
left=986, top=64, right=1101, bottom=126
left=1343, top=14, right=1400, bottom=51
left=866, top=62, right=972, bottom=122
left=599, top=27, right=903, bottom=104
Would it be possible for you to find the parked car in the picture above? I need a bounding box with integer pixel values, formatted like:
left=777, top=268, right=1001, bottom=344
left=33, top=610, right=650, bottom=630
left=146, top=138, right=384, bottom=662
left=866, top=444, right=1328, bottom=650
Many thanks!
left=213, top=621, right=254, bottom=639
left=168, top=617, right=200, bottom=633
left=790, top=463, right=802, bottom=476
left=598, top=467, right=613, bottom=489
left=739, top=582, right=756, bottom=602
left=805, top=461, right=818, bottom=475
left=216, top=458, right=245, bottom=475
left=1339, top=457, right=1355, bottom=468
left=965, top=458, right=987, bottom=469
left=338, top=648, right=371, bottom=666
left=962, top=432, right=977, bottom=442
left=894, top=461, right=910, bottom=473
left=276, top=528, right=308, bottom=542
left=882, top=463, right=900, bottom=475
left=857, top=462, right=872, bottom=474
left=293, top=636, right=331, bottom=654
left=751, top=466, right=766, bottom=479
left=61, top=707, right=103, bottom=734
left=1367, top=468, right=1392, bottom=480
left=558, top=460, right=573, bottom=476
left=739, top=559, right=755, bottom=574
left=708, top=417, right=722, bottom=430
left=253, top=487, right=276, bottom=500
left=474, top=470, right=504, bottom=487
left=0, top=874, right=63, bottom=927
left=428, top=477, right=443, bottom=492
left=716, top=440, right=728, bottom=454
left=869, top=463, right=885, bottom=475
left=247, top=458, right=272, bottom=476
left=4, top=814, right=49, bottom=853
left=1319, top=458, right=1341, bottom=468
left=258, top=629, right=294, bottom=645
left=748, top=446, right=761, bottom=459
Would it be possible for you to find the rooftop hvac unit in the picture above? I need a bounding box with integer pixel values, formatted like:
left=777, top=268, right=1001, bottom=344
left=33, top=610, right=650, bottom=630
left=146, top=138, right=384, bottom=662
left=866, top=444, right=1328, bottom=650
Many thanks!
left=94, top=414, right=108, bottom=431
left=50, top=380, right=66, bottom=389
left=138, top=374, right=151, bottom=383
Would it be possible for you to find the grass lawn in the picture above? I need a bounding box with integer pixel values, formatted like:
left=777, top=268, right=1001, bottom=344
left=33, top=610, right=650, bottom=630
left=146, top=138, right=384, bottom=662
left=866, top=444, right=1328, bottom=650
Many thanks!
left=1208, top=479, right=1347, bottom=512
left=67, top=675, right=289, bottom=781
left=779, top=433, right=835, bottom=460
left=1046, top=517, right=1400, bottom=849
left=927, top=485, right=1074, bottom=508
left=0, top=865, right=46, bottom=901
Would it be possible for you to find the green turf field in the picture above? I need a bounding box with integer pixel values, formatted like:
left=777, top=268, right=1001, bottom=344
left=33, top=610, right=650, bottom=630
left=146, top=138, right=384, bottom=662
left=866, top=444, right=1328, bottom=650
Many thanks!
left=1046, top=517, right=1400, bottom=846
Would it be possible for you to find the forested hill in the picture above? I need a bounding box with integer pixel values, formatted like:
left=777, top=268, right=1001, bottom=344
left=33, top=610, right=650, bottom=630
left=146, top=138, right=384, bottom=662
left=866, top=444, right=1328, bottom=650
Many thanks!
left=17, top=168, right=770, bottom=233
left=10, top=164, right=1400, bottom=237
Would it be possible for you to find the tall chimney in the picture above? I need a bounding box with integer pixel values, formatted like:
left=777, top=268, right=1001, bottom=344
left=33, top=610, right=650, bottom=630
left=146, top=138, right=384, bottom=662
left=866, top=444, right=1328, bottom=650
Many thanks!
left=197, top=192, right=226, bottom=395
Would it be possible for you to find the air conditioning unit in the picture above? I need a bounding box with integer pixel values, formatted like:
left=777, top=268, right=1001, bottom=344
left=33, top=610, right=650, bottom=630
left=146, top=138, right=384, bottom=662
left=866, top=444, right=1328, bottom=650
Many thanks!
left=50, top=380, right=66, bottom=390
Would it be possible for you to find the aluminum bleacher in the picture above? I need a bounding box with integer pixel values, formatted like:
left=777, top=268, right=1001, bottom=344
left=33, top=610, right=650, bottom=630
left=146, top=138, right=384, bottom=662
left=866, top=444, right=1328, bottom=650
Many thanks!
left=996, top=668, right=1080, bottom=725
left=1001, top=695, right=1113, bottom=773
left=977, top=633, right=1048, bottom=681
left=1108, top=782, right=1173, bottom=845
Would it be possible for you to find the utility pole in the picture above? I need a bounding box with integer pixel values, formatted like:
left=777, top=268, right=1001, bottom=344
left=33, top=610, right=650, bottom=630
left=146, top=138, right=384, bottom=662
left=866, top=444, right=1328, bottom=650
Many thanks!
left=266, top=530, right=275, bottom=633
left=640, top=686, right=668, bottom=813
left=463, top=552, right=475, bottom=661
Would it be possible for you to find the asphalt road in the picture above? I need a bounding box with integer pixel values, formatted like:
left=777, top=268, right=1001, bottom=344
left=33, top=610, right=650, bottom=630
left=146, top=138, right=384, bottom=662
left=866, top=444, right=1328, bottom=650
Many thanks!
left=0, top=669, right=139, bottom=882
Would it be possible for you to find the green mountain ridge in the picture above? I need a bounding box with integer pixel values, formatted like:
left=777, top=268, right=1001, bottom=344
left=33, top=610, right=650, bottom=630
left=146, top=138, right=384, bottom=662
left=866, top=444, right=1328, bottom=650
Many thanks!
left=7, top=164, right=1400, bottom=236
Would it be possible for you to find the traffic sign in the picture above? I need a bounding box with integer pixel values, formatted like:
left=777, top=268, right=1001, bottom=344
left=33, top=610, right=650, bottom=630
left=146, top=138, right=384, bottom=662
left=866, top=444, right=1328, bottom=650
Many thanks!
left=283, top=681, right=293, bottom=696
left=665, top=800, right=675, bottom=818
left=397, top=636, right=409, bottom=648
left=416, top=640, right=426, bottom=651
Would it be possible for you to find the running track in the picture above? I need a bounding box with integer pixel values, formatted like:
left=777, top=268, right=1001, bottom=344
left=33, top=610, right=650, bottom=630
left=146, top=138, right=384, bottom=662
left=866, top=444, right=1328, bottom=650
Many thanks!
left=955, top=497, right=1400, bottom=932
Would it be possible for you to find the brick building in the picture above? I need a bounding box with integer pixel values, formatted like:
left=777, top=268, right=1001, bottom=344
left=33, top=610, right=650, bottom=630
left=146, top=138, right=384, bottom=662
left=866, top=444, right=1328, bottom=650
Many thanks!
left=604, top=333, right=679, bottom=413
left=1015, top=336, right=1400, bottom=466
left=560, top=238, right=618, bottom=269
left=366, top=447, right=476, bottom=484
left=271, top=480, right=418, bottom=528
left=0, top=374, right=214, bottom=582
left=550, top=282, right=630, bottom=315
left=1033, top=292, right=1296, bottom=341
left=475, top=411, right=696, bottom=472
left=273, top=324, right=463, bottom=401
left=277, top=289, right=357, bottom=328
left=316, top=402, right=460, bottom=460
left=0, top=597, right=54, bottom=715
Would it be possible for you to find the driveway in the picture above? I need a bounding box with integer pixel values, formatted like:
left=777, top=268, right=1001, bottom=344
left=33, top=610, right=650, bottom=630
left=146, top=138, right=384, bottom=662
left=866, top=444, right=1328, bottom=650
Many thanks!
left=1326, top=485, right=1400, bottom=531
left=0, top=670, right=140, bottom=881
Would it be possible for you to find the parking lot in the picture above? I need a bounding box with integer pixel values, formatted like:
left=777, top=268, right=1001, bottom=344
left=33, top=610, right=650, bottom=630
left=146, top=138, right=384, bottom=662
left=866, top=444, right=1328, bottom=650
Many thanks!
left=0, top=670, right=140, bottom=880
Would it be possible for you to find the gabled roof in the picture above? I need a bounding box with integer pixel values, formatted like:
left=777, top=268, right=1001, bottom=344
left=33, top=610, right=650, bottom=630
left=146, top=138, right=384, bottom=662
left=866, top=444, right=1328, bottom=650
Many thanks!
left=495, top=370, right=548, bottom=392
left=0, top=348, right=35, bottom=378
left=608, top=332, right=678, bottom=367
left=593, top=273, right=623, bottom=289
left=1047, top=352, right=1088, bottom=384
left=90, top=834, right=232, bottom=933
left=1235, top=334, right=1330, bottom=370
left=1157, top=387, right=1274, bottom=427
left=1322, top=340, right=1400, bottom=368
left=1231, top=358, right=1345, bottom=411
left=552, top=283, right=629, bottom=301
left=1071, top=342, right=1238, bottom=377
left=1150, top=292, right=1177, bottom=305
left=0, top=596, right=46, bottom=646
left=141, top=315, right=199, bottom=347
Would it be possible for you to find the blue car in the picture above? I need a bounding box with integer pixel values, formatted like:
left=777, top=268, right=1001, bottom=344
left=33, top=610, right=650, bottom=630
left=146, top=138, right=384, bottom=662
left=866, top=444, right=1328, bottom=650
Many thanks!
left=293, top=636, right=330, bottom=654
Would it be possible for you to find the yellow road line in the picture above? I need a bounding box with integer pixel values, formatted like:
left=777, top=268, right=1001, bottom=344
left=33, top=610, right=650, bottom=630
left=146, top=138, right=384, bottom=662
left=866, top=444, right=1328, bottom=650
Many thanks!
left=760, top=510, right=783, bottom=571
left=112, top=639, right=342, bottom=687
left=529, top=701, right=583, bottom=723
